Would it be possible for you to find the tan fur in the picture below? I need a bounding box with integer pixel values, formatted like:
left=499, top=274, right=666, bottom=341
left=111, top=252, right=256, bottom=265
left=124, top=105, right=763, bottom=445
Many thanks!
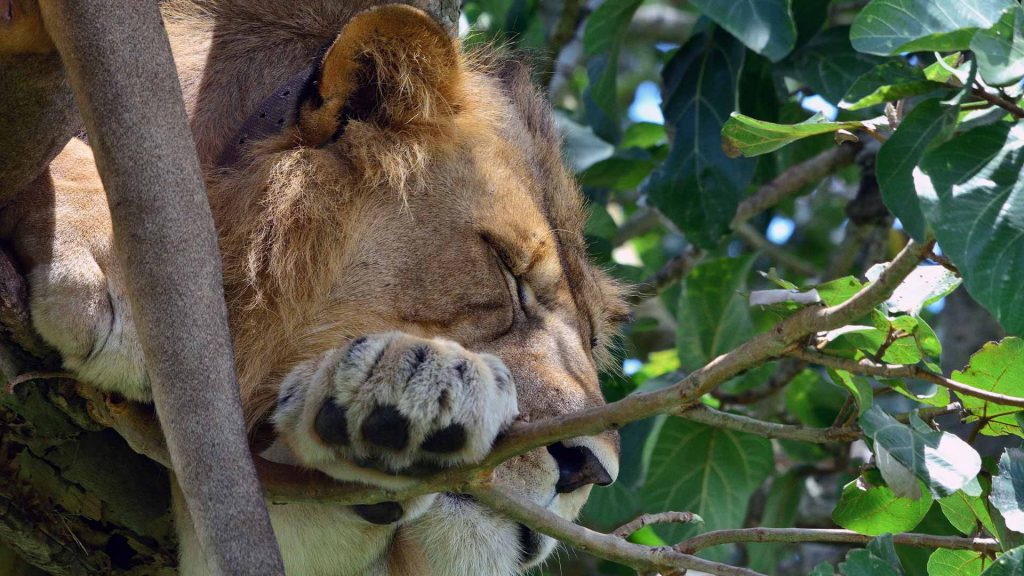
left=3, top=2, right=629, bottom=574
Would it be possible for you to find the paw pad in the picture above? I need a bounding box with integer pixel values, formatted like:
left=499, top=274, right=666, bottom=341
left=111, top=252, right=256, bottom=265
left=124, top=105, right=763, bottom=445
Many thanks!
left=314, top=398, right=350, bottom=446
left=361, top=404, right=409, bottom=451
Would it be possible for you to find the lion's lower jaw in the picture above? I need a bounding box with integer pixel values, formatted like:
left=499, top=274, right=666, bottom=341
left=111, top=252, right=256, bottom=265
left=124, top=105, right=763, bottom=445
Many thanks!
left=173, top=489, right=556, bottom=576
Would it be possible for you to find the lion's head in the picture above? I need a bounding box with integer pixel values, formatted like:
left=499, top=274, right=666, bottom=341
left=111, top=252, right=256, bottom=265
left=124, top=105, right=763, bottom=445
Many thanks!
left=199, top=4, right=629, bottom=572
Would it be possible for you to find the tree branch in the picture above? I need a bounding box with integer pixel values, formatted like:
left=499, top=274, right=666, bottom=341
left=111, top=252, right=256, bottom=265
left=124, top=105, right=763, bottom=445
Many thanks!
left=613, top=512, right=704, bottom=539
left=629, top=247, right=705, bottom=304
left=789, top=348, right=1024, bottom=408
left=735, top=223, right=822, bottom=277
left=467, top=482, right=767, bottom=576
left=675, top=527, right=1000, bottom=555
left=971, top=86, right=1024, bottom=120
left=679, top=405, right=860, bottom=443
left=732, top=144, right=860, bottom=229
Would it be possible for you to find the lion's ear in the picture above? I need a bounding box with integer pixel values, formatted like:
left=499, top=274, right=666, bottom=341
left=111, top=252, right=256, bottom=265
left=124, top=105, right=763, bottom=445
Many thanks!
left=297, top=4, right=462, bottom=147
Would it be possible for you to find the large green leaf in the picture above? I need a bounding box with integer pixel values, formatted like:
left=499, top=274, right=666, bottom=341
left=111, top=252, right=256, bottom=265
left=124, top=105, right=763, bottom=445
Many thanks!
left=676, top=256, right=756, bottom=371
left=981, top=546, right=1024, bottom=575
left=783, top=26, right=885, bottom=104
left=646, top=28, right=754, bottom=248
left=971, top=5, right=1024, bottom=87
left=954, top=338, right=1024, bottom=438
left=833, top=472, right=932, bottom=536
left=690, top=0, right=797, bottom=62
left=876, top=98, right=960, bottom=241
left=860, top=406, right=982, bottom=498
left=722, top=112, right=864, bottom=157
left=582, top=0, right=643, bottom=142
left=850, top=0, right=1015, bottom=56
left=643, top=419, right=773, bottom=559
left=917, top=123, right=1024, bottom=335
left=992, top=449, right=1024, bottom=534
left=928, top=549, right=987, bottom=576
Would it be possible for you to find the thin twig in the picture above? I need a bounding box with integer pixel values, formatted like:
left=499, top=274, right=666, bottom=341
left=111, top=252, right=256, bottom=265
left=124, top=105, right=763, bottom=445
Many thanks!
left=629, top=247, right=705, bottom=304
left=789, top=348, right=1024, bottom=408
left=732, top=144, right=859, bottom=229
left=971, top=86, right=1024, bottom=120
left=676, top=527, right=1000, bottom=555
left=5, top=371, right=75, bottom=393
left=468, top=482, right=766, bottom=576
left=714, top=359, right=805, bottom=405
left=680, top=404, right=860, bottom=443
left=735, top=222, right=822, bottom=277
left=614, top=512, right=704, bottom=538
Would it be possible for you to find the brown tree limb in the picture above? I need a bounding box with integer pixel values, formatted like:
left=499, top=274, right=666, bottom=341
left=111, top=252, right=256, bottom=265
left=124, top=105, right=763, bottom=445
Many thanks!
left=675, top=527, right=1000, bottom=555
left=789, top=348, right=1024, bottom=408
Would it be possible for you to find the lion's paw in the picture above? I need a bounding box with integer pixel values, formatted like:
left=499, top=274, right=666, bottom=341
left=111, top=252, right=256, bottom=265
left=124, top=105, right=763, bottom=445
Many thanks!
left=274, top=332, right=518, bottom=480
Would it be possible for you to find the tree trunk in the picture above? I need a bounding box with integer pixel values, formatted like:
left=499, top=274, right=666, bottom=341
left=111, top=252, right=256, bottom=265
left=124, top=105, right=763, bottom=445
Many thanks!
left=0, top=250, right=177, bottom=575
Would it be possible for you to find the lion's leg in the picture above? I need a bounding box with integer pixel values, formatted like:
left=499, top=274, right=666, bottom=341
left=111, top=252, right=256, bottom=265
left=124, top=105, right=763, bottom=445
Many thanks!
left=269, top=332, right=519, bottom=523
left=2, top=139, right=148, bottom=399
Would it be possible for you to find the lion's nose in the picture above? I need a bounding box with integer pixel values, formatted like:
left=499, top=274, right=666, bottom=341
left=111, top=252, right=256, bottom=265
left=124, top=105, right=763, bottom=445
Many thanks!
left=547, top=441, right=613, bottom=493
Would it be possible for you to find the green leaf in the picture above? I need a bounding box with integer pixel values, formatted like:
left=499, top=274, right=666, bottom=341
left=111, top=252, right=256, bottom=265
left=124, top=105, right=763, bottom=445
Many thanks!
left=833, top=474, right=932, bottom=536
left=981, top=546, right=1024, bottom=575
left=811, top=562, right=836, bottom=576
left=676, top=256, right=757, bottom=371
left=816, top=276, right=864, bottom=306
left=992, top=449, right=1024, bottom=534
left=954, top=338, right=1024, bottom=438
left=786, top=369, right=847, bottom=428
left=783, top=27, right=885, bottom=103
left=876, top=98, right=960, bottom=241
left=939, top=487, right=998, bottom=536
left=749, top=472, right=804, bottom=573
left=850, top=0, right=1015, bottom=56
left=860, top=406, right=982, bottom=498
left=647, top=28, right=755, bottom=247
left=928, top=549, right=987, bottom=576
left=643, top=419, right=773, bottom=559
left=690, top=0, right=797, bottom=62
left=582, top=0, right=644, bottom=142
left=972, top=6, right=1024, bottom=87
left=841, top=61, right=948, bottom=111
left=722, top=112, right=864, bottom=157
left=620, top=122, right=667, bottom=149
left=840, top=534, right=905, bottom=576
left=917, top=123, right=1024, bottom=334
left=579, top=157, right=658, bottom=191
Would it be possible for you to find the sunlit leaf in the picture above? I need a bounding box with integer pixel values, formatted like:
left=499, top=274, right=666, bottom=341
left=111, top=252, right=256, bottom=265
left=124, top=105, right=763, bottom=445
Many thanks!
left=850, top=0, right=1014, bottom=55
left=833, top=471, right=932, bottom=536
left=865, top=263, right=962, bottom=316
left=917, top=123, right=1024, bottom=334
left=992, top=449, right=1024, bottom=534
left=954, top=338, right=1024, bottom=438
left=928, top=549, right=987, bottom=576
left=723, top=112, right=869, bottom=158
left=841, top=60, right=948, bottom=111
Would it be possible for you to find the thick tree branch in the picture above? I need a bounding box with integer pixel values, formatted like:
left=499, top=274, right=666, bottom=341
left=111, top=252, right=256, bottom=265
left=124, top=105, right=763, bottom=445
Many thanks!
left=675, top=527, right=1000, bottom=555
left=789, top=348, right=1024, bottom=408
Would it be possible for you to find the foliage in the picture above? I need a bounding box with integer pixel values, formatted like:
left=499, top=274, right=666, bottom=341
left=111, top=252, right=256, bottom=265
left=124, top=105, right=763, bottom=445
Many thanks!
left=458, top=0, right=1024, bottom=574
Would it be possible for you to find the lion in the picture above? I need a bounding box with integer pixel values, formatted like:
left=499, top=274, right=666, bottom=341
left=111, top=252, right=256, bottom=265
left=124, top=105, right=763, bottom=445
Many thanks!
left=1, top=1, right=629, bottom=574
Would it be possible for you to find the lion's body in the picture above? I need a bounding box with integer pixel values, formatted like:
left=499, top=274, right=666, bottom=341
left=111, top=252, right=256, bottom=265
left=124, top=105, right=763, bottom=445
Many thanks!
left=2, top=2, right=627, bottom=574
